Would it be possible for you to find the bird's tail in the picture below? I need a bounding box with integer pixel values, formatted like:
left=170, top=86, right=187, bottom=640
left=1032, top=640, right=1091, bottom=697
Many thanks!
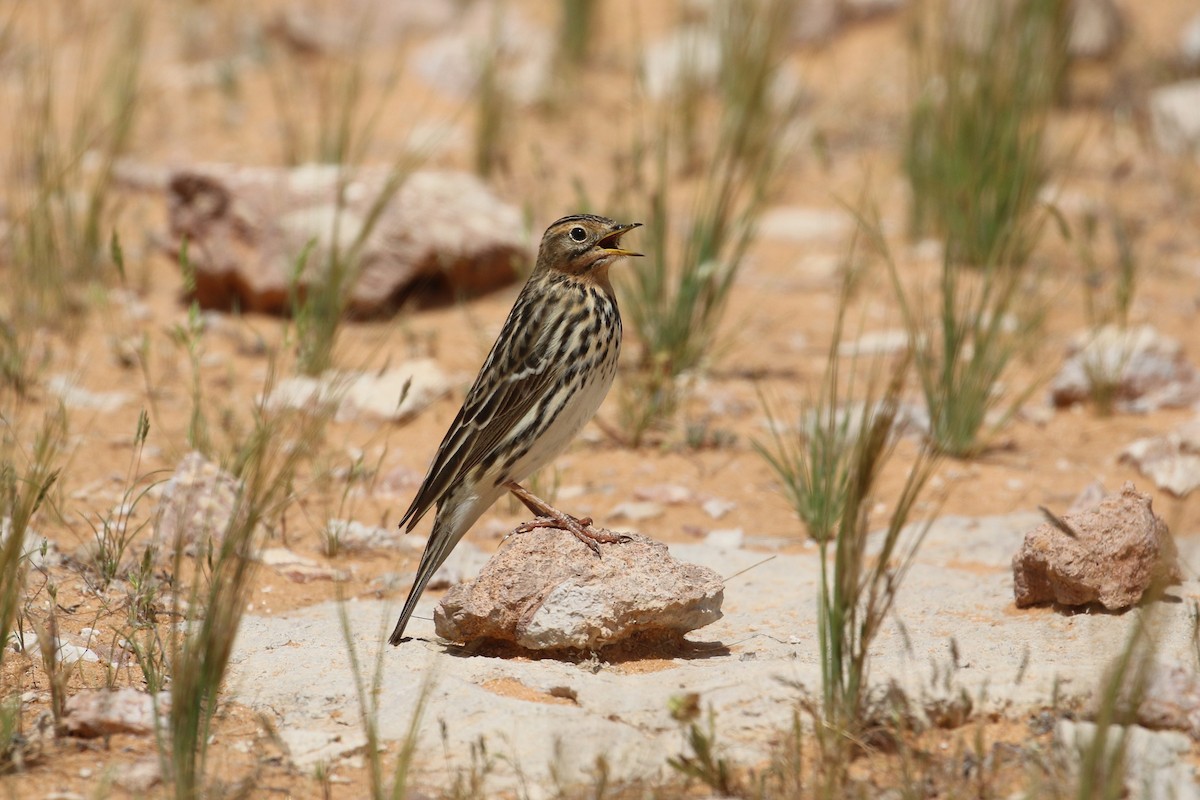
left=388, top=499, right=478, bottom=645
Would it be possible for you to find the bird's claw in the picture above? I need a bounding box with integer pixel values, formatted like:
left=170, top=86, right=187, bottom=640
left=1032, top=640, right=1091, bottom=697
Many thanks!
left=506, top=514, right=628, bottom=556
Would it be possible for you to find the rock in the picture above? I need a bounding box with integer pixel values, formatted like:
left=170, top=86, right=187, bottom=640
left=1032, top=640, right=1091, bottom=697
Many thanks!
left=1120, top=417, right=1200, bottom=498
left=1049, top=325, right=1200, bottom=412
left=166, top=165, right=527, bottom=317
left=947, top=0, right=1121, bottom=59
left=634, top=484, right=696, bottom=506
left=63, top=689, right=168, bottom=738
left=1182, top=14, right=1200, bottom=69
left=789, top=0, right=842, bottom=43
left=435, top=529, right=724, bottom=650
left=1012, top=483, right=1181, bottom=610
left=45, top=375, right=129, bottom=413
left=1055, top=721, right=1200, bottom=800
left=264, top=361, right=450, bottom=422
left=153, top=452, right=242, bottom=553
left=279, top=727, right=368, bottom=769
left=701, top=498, right=736, bottom=520
left=758, top=206, right=851, bottom=243
left=641, top=27, right=722, bottom=99
left=1150, top=80, right=1200, bottom=160
left=1136, top=663, right=1200, bottom=740
left=608, top=501, right=665, bottom=523
left=115, top=758, right=162, bottom=793
left=1066, top=0, right=1124, bottom=60
left=838, top=329, right=910, bottom=358
left=259, top=547, right=345, bottom=583
left=704, top=528, right=744, bottom=548
left=323, top=519, right=420, bottom=555
left=0, top=519, right=61, bottom=570
left=409, top=3, right=551, bottom=103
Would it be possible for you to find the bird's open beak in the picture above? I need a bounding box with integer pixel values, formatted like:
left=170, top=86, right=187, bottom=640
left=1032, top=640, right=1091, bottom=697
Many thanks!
left=597, top=222, right=643, bottom=258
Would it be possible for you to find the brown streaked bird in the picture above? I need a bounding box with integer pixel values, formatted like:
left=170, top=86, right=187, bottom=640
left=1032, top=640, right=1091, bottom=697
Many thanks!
left=389, top=214, right=642, bottom=645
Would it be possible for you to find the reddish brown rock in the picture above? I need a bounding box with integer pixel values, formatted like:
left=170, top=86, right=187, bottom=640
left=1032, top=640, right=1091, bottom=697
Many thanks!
left=1012, top=483, right=1181, bottom=610
left=63, top=689, right=168, bottom=738
left=166, top=164, right=527, bottom=317
left=435, top=529, right=724, bottom=651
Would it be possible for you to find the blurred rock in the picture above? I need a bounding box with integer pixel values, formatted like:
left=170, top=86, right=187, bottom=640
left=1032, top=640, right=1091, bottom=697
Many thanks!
left=641, top=27, right=722, bottom=99
left=154, top=452, right=241, bottom=552
left=758, top=206, right=851, bottom=243
left=279, top=727, right=368, bottom=770
left=259, top=547, right=346, bottom=583
left=1136, top=663, right=1200, bottom=740
left=790, top=0, right=842, bottom=43
left=947, top=0, right=1122, bottom=59
left=1119, top=417, right=1200, bottom=498
left=115, top=758, right=163, bottom=793
left=1150, top=80, right=1200, bottom=160
left=46, top=375, right=129, bottom=413
left=1049, top=325, right=1200, bottom=412
left=435, top=529, right=724, bottom=650
left=324, top=519, right=419, bottom=555
left=166, top=165, right=527, bottom=317
left=1067, top=0, right=1124, bottom=60
left=1182, top=14, right=1200, bottom=69
left=63, top=689, right=168, bottom=738
left=1012, top=483, right=1181, bottom=610
left=264, top=361, right=450, bottom=422
left=608, top=501, right=664, bottom=523
left=1055, top=721, right=1199, bottom=800
left=409, top=3, right=551, bottom=103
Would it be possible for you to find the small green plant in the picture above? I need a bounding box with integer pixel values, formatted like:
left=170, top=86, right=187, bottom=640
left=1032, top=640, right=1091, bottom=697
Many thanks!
left=0, top=406, right=65, bottom=772
left=756, top=235, right=870, bottom=543
left=557, top=0, right=598, bottom=69
left=857, top=204, right=1042, bottom=458
left=666, top=694, right=741, bottom=796
left=84, top=409, right=159, bottom=588
left=475, top=2, right=512, bottom=180
left=617, top=0, right=797, bottom=445
left=1071, top=208, right=1142, bottom=415
left=157, top=358, right=332, bottom=798
left=337, top=597, right=431, bottom=800
left=904, top=0, right=1068, bottom=266
left=4, top=2, right=144, bottom=326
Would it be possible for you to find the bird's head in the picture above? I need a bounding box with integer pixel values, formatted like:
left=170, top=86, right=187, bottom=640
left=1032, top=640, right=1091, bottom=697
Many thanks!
left=534, top=214, right=642, bottom=289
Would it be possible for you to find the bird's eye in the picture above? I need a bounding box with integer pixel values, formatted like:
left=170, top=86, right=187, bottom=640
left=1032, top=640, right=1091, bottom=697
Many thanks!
left=569, top=226, right=587, bottom=243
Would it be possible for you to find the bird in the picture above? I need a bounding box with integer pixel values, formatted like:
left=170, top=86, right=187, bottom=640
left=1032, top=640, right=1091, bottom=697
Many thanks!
left=389, top=214, right=642, bottom=645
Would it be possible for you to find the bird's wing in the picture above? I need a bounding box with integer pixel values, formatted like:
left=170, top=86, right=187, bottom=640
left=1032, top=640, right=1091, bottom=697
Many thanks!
left=398, top=290, right=564, bottom=531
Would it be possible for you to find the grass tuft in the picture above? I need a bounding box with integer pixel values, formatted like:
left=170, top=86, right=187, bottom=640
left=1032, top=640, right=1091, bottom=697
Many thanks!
left=904, top=0, right=1068, bottom=267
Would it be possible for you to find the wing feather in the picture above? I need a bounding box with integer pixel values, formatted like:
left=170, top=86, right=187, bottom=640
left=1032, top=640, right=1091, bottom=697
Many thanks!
left=398, top=285, right=567, bottom=531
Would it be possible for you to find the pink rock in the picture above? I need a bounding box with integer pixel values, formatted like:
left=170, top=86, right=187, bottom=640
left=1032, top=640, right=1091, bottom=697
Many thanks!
left=1012, top=483, right=1181, bottom=610
left=435, top=529, right=723, bottom=650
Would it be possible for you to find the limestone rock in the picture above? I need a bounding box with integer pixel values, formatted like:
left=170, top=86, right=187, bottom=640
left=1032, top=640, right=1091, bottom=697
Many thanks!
left=264, top=361, right=450, bottom=422
left=1151, top=80, right=1200, bottom=160
left=1136, top=663, right=1200, bottom=740
left=166, top=164, right=527, bottom=317
left=63, top=689, right=168, bottom=738
left=1049, top=325, right=1200, bottom=412
left=153, top=452, right=242, bottom=552
left=1012, top=483, right=1181, bottom=610
left=1120, top=417, right=1200, bottom=498
left=435, top=529, right=724, bottom=650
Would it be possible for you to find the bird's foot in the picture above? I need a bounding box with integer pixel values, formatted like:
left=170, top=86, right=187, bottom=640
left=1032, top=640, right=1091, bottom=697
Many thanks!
left=503, top=480, right=631, bottom=555
left=508, top=513, right=630, bottom=556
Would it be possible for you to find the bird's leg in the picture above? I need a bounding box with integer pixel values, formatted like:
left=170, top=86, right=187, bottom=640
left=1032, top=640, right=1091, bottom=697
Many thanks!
left=504, top=481, right=630, bottom=555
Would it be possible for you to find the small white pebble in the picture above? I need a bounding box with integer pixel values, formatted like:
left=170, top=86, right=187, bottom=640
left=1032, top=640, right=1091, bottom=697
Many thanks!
left=1006, top=479, right=1024, bottom=492
left=79, top=768, right=93, bottom=779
